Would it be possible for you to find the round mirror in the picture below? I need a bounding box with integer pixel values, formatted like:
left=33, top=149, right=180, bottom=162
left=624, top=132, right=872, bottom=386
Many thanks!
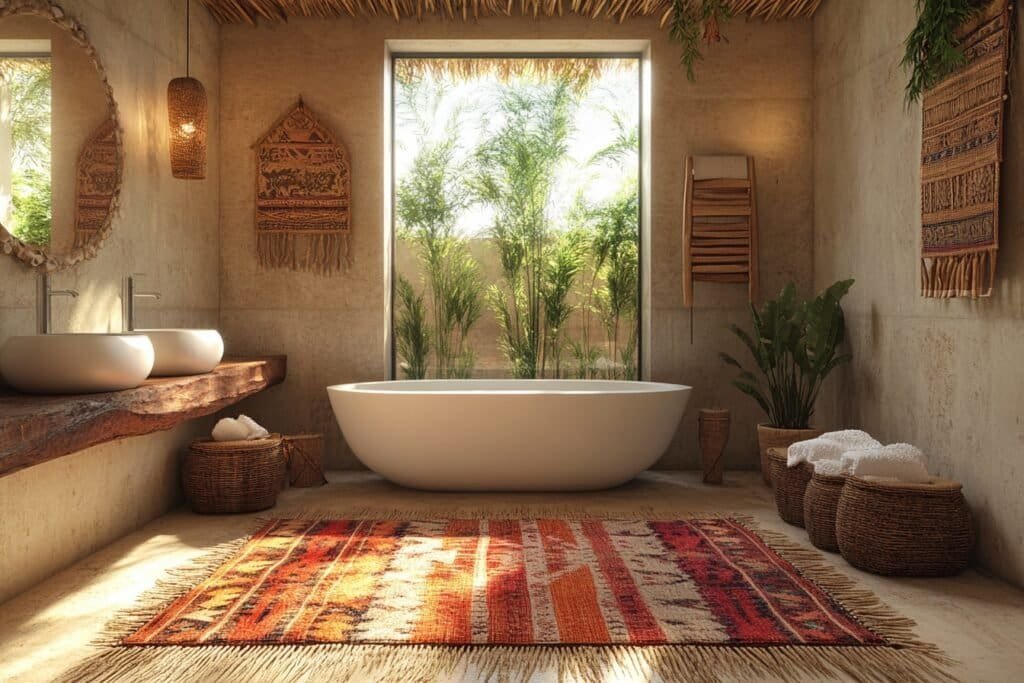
left=0, top=0, right=121, bottom=271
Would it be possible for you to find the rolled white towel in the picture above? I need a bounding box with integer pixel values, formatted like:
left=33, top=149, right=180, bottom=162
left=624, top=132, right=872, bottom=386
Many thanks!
left=841, top=443, right=931, bottom=483
left=237, top=414, right=270, bottom=440
left=212, top=417, right=249, bottom=442
left=787, top=430, right=880, bottom=467
left=812, top=459, right=845, bottom=476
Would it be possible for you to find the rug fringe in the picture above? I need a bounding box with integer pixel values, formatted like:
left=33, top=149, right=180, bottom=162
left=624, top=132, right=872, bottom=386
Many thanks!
left=57, top=641, right=956, bottom=683
left=59, top=512, right=957, bottom=683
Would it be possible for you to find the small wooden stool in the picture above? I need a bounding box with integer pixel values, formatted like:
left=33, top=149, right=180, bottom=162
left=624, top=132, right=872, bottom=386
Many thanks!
left=836, top=476, right=974, bottom=576
left=283, top=434, right=327, bottom=488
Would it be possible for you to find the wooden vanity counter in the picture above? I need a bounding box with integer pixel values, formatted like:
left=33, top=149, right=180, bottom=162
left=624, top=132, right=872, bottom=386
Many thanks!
left=0, top=356, right=286, bottom=478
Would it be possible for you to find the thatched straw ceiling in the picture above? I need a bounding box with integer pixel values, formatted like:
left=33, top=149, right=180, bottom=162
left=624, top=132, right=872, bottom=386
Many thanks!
left=198, top=0, right=824, bottom=25
left=394, top=56, right=634, bottom=89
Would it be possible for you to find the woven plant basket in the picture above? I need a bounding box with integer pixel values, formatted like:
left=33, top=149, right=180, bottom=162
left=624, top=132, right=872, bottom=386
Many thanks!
left=284, top=434, right=327, bottom=488
left=767, top=447, right=813, bottom=527
left=803, top=472, right=847, bottom=552
left=756, top=424, right=823, bottom=485
left=836, top=477, right=974, bottom=577
left=183, top=435, right=284, bottom=514
left=698, top=409, right=730, bottom=484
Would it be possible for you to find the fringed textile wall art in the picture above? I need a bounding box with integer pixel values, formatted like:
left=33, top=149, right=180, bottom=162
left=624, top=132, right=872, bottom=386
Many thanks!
left=255, top=99, right=351, bottom=274
left=73, top=119, right=118, bottom=248
left=920, top=0, right=1013, bottom=298
left=682, top=155, right=759, bottom=308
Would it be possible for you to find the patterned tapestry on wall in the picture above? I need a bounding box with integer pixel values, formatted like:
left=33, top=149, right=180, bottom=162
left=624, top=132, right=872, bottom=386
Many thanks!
left=74, top=119, right=118, bottom=248
left=255, top=99, right=351, bottom=274
left=920, top=0, right=1012, bottom=298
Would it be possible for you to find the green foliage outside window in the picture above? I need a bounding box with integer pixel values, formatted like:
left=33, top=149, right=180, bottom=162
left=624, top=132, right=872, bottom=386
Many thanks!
left=1, top=57, right=52, bottom=246
left=393, top=63, right=641, bottom=380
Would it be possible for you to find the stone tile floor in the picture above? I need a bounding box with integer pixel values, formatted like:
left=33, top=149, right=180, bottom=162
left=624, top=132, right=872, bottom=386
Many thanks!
left=1, top=471, right=1022, bottom=682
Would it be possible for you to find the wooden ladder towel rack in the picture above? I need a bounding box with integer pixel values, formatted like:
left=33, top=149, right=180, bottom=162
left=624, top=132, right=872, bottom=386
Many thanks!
left=682, top=155, right=759, bottom=308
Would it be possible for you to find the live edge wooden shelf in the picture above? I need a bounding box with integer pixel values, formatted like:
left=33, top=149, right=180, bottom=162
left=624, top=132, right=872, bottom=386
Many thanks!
left=0, top=356, right=286, bottom=479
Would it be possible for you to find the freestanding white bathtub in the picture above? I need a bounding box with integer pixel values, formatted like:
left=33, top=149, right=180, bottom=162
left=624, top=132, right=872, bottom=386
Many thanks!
left=327, top=380, right=691, bottom=491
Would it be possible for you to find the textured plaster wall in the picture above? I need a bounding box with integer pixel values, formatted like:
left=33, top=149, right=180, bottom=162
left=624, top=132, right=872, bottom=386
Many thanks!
left=219, top=14, right=815, bottom=470
left=0, top=0, right=220, bottom=603
left=0, top=422, right=210, bottom=604
left=813, top=0, right=1024, bottom=586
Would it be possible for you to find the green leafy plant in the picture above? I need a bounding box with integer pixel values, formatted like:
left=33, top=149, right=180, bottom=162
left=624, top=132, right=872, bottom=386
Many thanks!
left=394, top=275, right=431, bottom=379
left=902, top=0, right=987, bottom=103
left=472, top=79, right=575, bottom=378
left=1, top=58, right=52, bottom=246
left=540, top=229, right=587, bottom=377
left=396, top=138, right=484, bottom=378
left=577, top=185, right=639, bottom=379
left=0, top=58, right=51, bottom=170
left=394, top=64, right=641, bottom=380
left=10, top=170, right=51, bottom=247
left=669, top=0, right=733, bottom=82
left=720, top=280, right=855, bottom=429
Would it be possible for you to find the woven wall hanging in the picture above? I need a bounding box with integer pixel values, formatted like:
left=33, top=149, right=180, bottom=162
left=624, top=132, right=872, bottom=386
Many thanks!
left=255, top=98, right=351, bottom=273
left=920, top=0, right=1013, bottom=298
left=74, top=118, right=119, bottom=248
left=682, top=155, right=759, bottom=308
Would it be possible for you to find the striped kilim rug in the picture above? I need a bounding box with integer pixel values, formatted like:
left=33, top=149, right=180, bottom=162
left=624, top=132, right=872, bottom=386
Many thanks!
left=63, top=515, right=952, bottom=682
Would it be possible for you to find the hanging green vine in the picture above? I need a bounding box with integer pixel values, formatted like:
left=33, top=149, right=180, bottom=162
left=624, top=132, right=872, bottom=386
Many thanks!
left=901, top=0, right=988, bottom=103
left=670, top=0, right=733, bottom=82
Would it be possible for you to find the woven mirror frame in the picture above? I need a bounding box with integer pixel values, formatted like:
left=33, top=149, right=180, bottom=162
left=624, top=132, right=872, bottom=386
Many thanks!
left=0, top=0, right=123, bottom=272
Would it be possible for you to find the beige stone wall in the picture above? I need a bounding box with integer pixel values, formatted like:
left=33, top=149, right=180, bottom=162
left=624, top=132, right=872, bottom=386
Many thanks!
left=0, top=0, right=220, bottom=603
left=813, top=0, right=1024, bottom=586
left=219, top=14, right=815, bottom=470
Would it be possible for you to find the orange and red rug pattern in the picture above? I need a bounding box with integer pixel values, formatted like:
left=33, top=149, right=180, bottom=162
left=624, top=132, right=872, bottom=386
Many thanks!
left=125, top=517, right=880, bottom=648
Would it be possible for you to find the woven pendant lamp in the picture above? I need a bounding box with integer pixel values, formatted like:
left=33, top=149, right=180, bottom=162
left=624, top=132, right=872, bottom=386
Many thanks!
left=168, top=0, right=206, bottom=179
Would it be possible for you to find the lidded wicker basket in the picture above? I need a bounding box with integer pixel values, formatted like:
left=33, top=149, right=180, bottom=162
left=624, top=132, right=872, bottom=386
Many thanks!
left=803, top=472, right=846, bottom=552
left=183, top=435, right=285, bottom=514
left=767, top=447, right=813, bottom=527
left=836, top=476, right=974, bottom=576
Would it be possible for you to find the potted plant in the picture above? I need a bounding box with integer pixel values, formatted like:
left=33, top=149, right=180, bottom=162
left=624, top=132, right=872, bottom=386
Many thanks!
left=721, top=279, right=854, bottom=484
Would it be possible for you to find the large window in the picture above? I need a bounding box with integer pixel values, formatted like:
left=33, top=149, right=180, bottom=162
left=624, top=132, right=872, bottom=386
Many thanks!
left=392, top=55, right=642, bottom=380
left=0, top=46, right=51, bottom=247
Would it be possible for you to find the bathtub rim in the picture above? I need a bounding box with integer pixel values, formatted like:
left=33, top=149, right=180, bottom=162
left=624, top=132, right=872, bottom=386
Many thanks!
left=327, top=379, right=691, bottom=396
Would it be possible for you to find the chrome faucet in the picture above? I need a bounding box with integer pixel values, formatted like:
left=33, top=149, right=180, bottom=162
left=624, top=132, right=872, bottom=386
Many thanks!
left=123, top=274, right=161, bottom=331
left=38, top=273, right=79, bottom=334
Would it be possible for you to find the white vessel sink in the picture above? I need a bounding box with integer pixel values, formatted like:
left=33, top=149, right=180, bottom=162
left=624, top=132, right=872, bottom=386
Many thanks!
left=0, top=334, right=155, bottom=394
left=137, top=329, right=224, bottom=377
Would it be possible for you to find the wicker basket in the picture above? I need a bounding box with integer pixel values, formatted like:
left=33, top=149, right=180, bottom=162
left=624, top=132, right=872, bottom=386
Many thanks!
left=767, top=447, right=813, bottom=527
left=183, top=435, right=285, bottom=514
left=836, top=476, right=974, bottom=577
left=757, top=424, right=823, bottom=485
left=803, top=472, right=846, bottom=552
left=283, top=434, right=327, bottom=488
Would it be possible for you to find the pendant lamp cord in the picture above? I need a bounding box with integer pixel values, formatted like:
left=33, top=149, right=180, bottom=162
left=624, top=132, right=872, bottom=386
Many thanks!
left=185, top=0, right=190, bottom=78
